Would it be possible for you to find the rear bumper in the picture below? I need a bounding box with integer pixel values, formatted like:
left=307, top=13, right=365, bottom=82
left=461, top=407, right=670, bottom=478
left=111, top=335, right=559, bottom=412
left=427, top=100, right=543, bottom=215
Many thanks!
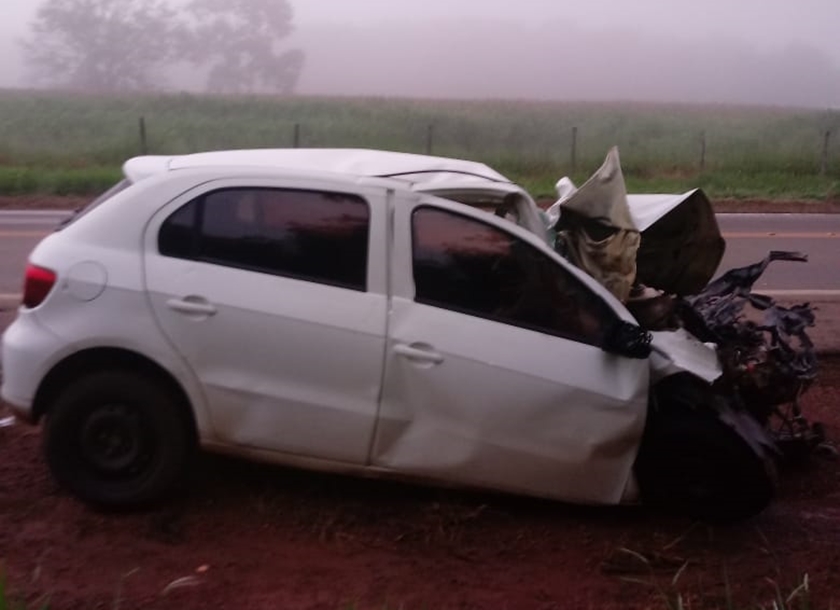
left=1, top=311, right=65, bottom=423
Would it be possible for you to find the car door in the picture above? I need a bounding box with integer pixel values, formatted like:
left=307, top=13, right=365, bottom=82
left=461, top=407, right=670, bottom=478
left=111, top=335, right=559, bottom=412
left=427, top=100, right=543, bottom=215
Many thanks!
left=372, top=201, right=650, bottom=504
left=143, top=178, right=388, bottom=464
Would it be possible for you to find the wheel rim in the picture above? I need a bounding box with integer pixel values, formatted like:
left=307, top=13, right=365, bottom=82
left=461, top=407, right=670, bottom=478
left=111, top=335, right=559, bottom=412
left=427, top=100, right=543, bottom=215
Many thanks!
left=79, top=403, right=153, bottom=476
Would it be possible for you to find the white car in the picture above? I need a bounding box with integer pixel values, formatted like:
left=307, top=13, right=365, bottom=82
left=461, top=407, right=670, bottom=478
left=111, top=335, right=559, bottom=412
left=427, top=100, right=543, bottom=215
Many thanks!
left=0, top=149, right=774, bottom=521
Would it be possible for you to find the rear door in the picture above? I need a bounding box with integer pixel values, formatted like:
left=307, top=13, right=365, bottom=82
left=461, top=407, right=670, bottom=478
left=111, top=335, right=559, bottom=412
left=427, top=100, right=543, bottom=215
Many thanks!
left=373, top=200, right=649, bottom=504
left=143, top=178, right=388, bottom=464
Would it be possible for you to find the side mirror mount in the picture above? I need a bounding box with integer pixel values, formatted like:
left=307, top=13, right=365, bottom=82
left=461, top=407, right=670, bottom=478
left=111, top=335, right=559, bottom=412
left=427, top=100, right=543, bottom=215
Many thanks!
left=603, top=320, right=652, bottom=359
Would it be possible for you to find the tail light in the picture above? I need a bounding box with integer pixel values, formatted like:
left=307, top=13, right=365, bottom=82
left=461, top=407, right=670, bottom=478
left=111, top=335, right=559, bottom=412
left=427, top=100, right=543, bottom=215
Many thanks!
left=22, top=264, right=57, bottom=308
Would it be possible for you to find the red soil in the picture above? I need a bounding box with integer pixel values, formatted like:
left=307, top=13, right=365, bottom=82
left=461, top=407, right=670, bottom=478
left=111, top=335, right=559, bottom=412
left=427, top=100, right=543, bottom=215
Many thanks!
left=1, top=357, right=839, bottom=610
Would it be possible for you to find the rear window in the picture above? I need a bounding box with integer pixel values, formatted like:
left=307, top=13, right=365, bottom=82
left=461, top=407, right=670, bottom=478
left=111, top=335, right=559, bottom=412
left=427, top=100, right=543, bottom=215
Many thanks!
left=57, top=179, right=132, bottom=230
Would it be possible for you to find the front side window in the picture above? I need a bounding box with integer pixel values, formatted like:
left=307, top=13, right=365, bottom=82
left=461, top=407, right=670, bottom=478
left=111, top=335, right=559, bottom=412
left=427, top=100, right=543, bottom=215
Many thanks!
left=411, top=206, right=617, bottom=346
left=159, top=188, right=370, bottom=290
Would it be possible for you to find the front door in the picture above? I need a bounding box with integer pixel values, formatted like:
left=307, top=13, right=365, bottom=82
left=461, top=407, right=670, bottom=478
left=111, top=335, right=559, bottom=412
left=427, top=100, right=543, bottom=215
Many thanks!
left=373, top=202, right=649, bottom=504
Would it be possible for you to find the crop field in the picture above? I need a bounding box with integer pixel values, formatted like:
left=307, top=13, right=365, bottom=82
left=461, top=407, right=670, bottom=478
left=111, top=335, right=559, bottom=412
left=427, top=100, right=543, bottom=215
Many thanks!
left=0, top=89, right=838, bottom=199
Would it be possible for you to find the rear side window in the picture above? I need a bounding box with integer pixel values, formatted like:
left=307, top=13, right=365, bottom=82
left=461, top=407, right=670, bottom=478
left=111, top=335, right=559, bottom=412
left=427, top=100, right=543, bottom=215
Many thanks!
left=58, top=179, right=132, bottom=230
left=411, top=206, right=617, bottom=346
left=159, top=188, right=370, bottom=291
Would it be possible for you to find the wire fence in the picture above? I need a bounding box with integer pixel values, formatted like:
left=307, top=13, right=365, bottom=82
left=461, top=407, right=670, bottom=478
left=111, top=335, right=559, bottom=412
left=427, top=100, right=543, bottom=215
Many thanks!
left=128, top=116, right=840, bottom=176
left=1, top=94, right=838, bottom=188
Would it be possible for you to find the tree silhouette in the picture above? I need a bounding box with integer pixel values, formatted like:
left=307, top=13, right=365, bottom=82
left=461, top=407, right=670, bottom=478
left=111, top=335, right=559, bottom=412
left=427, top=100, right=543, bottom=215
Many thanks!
left=185, top=0, right=304, bottom=94
left=22, top=0, right=182, bottom=91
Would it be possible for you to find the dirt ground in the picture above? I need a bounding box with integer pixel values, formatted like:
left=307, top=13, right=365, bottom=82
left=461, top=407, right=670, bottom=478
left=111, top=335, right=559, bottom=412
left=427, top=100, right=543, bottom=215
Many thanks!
left=2, top=195, right=840, bottom=609
left=0, top=359, right=837, bottom=610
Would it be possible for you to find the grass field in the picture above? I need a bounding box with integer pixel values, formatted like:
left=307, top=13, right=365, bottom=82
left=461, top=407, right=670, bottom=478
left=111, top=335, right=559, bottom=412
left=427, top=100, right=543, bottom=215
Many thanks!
left=0, top=89, right=838, bottom=199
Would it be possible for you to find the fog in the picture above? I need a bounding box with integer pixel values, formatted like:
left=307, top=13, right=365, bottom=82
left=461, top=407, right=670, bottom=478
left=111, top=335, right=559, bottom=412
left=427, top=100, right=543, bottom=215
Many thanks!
left=2, top=0, right=839, bottom=107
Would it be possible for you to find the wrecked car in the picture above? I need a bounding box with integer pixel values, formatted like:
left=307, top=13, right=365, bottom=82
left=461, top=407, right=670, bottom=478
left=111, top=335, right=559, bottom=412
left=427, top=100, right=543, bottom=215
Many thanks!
left=547, top=150, right=819, bottom=457
left=0, top=147, right=805, bottom=522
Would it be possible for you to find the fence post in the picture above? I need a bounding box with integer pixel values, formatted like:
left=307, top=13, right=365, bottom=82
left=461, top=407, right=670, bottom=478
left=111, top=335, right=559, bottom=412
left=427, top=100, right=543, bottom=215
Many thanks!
left=822, top=130, right=831, bottom=175
left=700, top=130, right=707, bottom=172
left=426, top=124, right=434, bottom=155
left=293, top=123, right=301, bottom=148
left=138, top=116, right=148, bottom=155
left=571, top=126, right=578, bottom=174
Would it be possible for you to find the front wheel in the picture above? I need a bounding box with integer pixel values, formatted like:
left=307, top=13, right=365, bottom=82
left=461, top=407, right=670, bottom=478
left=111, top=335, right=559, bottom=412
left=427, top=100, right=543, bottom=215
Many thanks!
left=634, top=376, right=776, bottom=523
left=43, top=370, right=195, bottom=507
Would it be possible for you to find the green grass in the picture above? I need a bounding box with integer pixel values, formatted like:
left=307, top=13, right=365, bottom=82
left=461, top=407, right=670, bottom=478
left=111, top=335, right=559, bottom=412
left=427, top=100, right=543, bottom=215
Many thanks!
left=613, top=548, right=814, bottom=610
left=0, top=89, right=838, bottom=199
left=0, top=165, right=836, bottom=202
left=0, top=166, right=121, bottom=196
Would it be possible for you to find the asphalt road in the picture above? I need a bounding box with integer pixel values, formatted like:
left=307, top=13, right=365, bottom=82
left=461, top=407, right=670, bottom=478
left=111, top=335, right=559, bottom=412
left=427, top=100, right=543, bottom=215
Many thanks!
left=714, top=213, right=839, bottom=294
left=0, top=211, right=838, bottom=303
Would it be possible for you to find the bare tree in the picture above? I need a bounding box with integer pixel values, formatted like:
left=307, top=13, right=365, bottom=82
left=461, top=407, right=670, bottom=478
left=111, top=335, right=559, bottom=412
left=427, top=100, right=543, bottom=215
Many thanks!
left=185, top=0, right=304, bottom=94
left=22, top=0, right=182, bottom=91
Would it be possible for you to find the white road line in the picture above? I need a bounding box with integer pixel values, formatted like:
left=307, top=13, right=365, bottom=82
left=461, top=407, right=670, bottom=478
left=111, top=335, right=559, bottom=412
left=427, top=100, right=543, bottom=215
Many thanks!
left=722, top=232, right=839, bottom=239
left=0, top=231, right=51, bottom=237
left=0, top=220, right=63, bottom=227
left=0, top=211, right=71, bottom=223
left=761, top=290, right=840, bottom=298
left=716, top=213, right=840, bottom=219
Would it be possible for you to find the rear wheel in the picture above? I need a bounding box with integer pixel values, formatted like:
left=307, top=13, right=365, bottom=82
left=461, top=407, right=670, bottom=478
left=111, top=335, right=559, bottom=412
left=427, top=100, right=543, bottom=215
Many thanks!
left=635, top=376, right=775, bottom=523
left=43, top=370, right=194, bottom=507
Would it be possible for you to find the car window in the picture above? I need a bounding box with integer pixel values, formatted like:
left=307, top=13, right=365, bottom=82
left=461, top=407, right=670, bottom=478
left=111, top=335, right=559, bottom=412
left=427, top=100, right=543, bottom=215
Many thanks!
left=159, top=187, right=370, bottom=291
left=411, top=206, right=618, bottom=346
left=57, top=179, right=132, bottom=230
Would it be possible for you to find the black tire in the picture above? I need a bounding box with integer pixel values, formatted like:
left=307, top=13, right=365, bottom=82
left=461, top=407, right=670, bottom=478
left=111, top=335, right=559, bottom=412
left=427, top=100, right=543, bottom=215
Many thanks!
left=43, top=370, right=195, bottom=508
left=635, top=376, right=775, bottom=523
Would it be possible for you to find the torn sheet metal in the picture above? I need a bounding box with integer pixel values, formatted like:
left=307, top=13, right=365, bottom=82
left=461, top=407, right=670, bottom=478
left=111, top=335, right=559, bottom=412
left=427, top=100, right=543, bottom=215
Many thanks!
left=681, top=251, right=817, bottom=423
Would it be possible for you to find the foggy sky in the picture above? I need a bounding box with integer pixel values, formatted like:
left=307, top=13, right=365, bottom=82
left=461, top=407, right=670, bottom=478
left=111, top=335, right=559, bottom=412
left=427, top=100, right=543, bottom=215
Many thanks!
left=1, top=0, right=839, bottom=106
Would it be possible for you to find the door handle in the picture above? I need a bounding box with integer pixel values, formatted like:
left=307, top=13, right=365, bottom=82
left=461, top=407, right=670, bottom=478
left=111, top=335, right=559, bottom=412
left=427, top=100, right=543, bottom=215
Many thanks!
left=393, top=343, right=444, bottom=365
left=166, top=297, right=217, bottom=316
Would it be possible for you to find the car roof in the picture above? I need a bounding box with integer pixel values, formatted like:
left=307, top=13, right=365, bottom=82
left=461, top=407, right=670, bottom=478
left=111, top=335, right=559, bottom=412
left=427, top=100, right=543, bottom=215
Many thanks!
left=123, top=148, right=512, bottom=187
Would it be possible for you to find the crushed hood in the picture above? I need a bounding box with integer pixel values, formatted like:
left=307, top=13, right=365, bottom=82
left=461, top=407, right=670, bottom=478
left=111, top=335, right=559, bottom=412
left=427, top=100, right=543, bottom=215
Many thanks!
left=548, top=161, right=725, bottom=297
left=630, top=189, right=725, bottom=296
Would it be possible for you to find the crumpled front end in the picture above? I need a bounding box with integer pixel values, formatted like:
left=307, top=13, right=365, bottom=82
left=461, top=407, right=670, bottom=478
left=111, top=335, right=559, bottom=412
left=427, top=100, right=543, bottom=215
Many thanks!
left=545, top=149, right=822, bottom=461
